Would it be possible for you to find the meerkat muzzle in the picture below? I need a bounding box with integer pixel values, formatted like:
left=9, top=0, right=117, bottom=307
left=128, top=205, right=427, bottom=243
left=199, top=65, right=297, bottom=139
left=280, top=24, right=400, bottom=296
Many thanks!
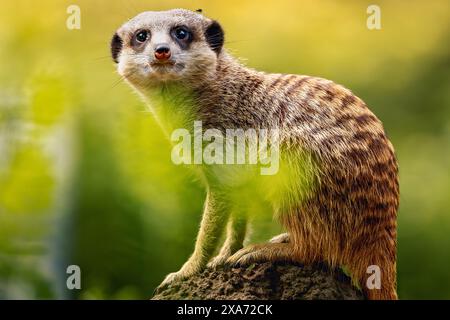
left=154, top=45, right=171, bottom=61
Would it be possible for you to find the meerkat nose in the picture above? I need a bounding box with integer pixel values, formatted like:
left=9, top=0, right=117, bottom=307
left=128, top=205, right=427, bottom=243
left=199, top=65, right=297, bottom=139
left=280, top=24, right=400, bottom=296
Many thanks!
left=154, top=44, right=171, bottom=61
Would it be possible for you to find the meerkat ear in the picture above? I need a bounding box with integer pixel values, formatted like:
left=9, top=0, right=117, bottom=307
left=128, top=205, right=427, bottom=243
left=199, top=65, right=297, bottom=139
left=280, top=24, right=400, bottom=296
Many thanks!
left=205, top=21, right=224, bottom=54
left=111, top=32, right=123, bottom=63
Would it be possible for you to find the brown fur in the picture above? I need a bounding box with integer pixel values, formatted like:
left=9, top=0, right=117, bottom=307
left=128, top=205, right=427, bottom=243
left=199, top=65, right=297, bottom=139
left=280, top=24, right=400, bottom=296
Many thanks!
left=113, top=9, right=399, bottom=300
left=195, top=61, right=399, bottom=299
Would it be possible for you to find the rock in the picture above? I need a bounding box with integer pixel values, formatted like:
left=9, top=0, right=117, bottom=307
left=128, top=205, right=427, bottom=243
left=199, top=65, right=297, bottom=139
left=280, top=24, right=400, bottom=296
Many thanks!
left=152, top=262, right=364, bottom=300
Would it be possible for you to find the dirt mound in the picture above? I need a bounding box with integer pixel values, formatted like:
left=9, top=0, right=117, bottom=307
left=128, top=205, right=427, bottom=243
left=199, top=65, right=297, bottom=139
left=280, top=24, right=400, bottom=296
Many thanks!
left=152, top=262, right=363, bottom=300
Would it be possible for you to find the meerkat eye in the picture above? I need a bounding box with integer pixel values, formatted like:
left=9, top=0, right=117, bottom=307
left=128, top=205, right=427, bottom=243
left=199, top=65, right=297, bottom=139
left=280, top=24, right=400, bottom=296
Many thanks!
left=135, top=30, right=149, bottom=43
left=173, top=27, right=190, bottom=40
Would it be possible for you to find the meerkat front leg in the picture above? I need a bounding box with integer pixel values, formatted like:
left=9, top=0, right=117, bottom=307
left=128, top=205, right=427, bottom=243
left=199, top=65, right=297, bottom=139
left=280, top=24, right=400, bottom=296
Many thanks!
left=208, top=212, right=247, bottom=269
left=158, top=190, right=231, bottom=288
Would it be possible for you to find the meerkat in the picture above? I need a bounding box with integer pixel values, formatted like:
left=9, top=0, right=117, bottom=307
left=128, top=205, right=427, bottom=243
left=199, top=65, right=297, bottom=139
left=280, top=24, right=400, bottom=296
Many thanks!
left=111, top=9, right=399, bottom=300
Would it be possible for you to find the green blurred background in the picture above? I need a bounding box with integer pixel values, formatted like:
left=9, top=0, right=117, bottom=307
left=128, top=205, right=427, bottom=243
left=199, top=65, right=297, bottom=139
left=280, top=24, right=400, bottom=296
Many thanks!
left=0, top=0, right=449, bottom=299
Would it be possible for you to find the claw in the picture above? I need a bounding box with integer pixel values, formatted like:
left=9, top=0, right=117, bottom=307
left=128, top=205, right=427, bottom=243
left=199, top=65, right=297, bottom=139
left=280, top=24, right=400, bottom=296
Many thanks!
left=207, top=255, right=229, bottom=269
left=226, top=245, right=259, bottom=266
left=227, top=243, right=294, bottom=267
left=155, top=272, right=179, bottom=293
left=154, top=269, right=192, bottom=294
left=269, top=233, right=290, bottom=244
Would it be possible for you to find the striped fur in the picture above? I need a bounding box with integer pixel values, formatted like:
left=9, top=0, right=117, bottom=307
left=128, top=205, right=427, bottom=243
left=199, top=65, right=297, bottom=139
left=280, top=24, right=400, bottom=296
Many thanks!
left=114, top=9, right=399, bottom=300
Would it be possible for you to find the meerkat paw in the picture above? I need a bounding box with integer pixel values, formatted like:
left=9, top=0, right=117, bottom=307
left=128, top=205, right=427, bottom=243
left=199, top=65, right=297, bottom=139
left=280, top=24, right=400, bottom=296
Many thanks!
left=207, top=254, right=230, bottom=269
left=155, top=264, right=201, bottom=293
left=226, top=243, right=294, bottom=267
left=208, top=244, right=244, bottom=269
left=269, top=232, right=290, bottom=243
left=155, top=271, right=186, bottom=293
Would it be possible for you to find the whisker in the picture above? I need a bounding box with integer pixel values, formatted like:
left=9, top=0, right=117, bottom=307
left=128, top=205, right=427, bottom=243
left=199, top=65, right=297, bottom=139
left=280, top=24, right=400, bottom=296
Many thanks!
left=107, top=74, right=128, bottom=91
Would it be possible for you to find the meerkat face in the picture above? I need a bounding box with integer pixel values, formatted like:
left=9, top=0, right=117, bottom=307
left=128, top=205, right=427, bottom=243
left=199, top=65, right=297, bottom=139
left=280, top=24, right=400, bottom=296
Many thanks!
left=111, top=9, right=224, bottom=88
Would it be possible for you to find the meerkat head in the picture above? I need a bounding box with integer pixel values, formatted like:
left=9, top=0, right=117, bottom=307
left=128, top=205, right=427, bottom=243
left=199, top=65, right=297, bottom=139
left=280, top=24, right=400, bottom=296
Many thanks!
left=111, top=9, right=224, bottom=89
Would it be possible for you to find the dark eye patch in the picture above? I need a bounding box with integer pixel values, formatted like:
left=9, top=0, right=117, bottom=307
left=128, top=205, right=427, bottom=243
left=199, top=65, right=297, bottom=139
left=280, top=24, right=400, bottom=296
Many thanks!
left=111, top=33, right=123, bottom=63
left=135, top=30, right=149, bottom=43
left=131, top=29, right=151, bottom=49
left=170, top=26, right=193, bottom=49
